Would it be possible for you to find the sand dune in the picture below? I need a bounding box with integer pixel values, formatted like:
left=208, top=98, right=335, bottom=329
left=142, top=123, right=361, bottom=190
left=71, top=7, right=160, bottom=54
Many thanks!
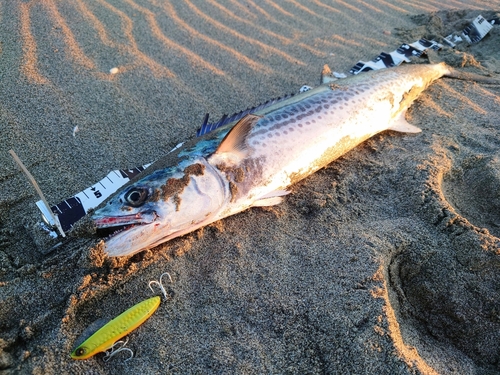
left=0, top=1, right=499, bottom=374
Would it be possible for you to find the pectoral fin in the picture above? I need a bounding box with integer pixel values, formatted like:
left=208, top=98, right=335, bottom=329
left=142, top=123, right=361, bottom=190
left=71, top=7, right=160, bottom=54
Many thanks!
left=215, top=114, right=261, bottom=158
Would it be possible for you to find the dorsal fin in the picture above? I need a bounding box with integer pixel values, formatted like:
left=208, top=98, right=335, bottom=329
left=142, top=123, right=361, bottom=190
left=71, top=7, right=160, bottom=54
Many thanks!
left=215, top=114, right=260, bottom=158
left=196, top=94, right=295, bottom=137
left=321, top=64, right=336, bottom=84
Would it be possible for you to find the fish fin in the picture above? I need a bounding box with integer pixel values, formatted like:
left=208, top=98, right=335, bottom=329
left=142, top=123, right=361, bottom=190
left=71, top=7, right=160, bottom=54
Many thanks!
left=445, top=67, right=500, bottom=84
left=321, top=64, right=337, bottom=84
left=259, top=189, right=290, bottom=199
left=252, top=190, right=290, bottom=207
left=196, top=113, right=210, bottom=137
left=197, top=94, right=295, bottom=136
left=252, top=197, right=284, bottom=207
left=215, top=114, right=261, bottom=158
left=252, top=197, right=283, bottom=207
left=388, top=112, right=422, bottom=133
left=197, top=113, right=228, bottom=137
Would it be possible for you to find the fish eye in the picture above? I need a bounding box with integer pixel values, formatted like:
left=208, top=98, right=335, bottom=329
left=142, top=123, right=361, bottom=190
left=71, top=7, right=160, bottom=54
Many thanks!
left=124, top=187, right=149, bottom=207
left=75, top=347, right=86, bottom=356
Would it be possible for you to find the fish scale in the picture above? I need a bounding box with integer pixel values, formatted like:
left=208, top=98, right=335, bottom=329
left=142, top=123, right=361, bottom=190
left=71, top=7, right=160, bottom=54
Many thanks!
left=93, top=63, right=454, bottom=257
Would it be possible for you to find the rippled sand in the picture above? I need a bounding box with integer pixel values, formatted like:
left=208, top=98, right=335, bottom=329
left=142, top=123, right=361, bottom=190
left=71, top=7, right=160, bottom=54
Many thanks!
left=0, top=1, right=499, bottom=374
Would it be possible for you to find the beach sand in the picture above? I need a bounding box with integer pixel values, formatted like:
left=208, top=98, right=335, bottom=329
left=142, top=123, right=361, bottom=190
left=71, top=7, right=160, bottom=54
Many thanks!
left=1, top=1, right=500, bottom=374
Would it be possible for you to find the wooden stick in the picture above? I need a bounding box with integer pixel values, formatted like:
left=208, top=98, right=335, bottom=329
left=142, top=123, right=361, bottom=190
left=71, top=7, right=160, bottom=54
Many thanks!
left=9, top=150, right=66, bottom=237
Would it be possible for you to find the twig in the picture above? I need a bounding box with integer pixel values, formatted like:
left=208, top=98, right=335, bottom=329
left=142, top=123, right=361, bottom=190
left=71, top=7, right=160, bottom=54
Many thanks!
left=9, top=150, right=66, bottom=237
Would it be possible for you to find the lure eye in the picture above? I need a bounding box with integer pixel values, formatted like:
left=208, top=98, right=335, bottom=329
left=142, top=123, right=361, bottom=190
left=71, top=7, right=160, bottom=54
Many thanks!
left=75, top=347, right=86, bottom=357
left=124, top=187, right=149, bottom=207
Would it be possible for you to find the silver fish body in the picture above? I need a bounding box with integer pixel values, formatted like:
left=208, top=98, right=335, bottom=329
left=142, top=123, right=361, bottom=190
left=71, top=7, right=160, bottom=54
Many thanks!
left=94, top=63, right=451, bottom=256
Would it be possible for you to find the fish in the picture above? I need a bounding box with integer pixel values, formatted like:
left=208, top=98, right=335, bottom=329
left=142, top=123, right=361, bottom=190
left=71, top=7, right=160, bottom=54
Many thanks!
left=92, top=62, right=459, bottom=257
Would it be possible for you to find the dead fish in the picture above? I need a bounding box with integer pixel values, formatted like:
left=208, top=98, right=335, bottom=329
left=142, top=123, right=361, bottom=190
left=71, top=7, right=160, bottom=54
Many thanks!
left=92, top=62, right=483, bottom=257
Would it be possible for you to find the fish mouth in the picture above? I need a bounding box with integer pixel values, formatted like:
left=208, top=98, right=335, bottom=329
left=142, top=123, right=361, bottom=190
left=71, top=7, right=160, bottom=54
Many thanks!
left=94, top=210, right=159, bottom=237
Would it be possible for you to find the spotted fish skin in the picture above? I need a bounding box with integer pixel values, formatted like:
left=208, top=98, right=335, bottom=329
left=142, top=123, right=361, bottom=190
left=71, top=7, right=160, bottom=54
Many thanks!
left=93, top=63, right=451, bottom=257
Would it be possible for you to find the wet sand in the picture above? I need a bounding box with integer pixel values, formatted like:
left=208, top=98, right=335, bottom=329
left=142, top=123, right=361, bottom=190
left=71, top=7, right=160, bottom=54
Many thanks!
left=0, top=1, right=499, bottom=374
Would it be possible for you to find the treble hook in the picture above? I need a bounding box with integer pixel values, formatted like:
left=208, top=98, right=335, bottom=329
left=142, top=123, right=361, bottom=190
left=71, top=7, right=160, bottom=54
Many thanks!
left=103, top=337, right=134, bottom=363
left=148, top=272, right=173, bottom=300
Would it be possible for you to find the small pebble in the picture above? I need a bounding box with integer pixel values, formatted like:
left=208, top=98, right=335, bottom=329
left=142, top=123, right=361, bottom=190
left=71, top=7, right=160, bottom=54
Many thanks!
left=0, top=350, right=13, bottom=370
left=110, top=67, right=119, bottom=74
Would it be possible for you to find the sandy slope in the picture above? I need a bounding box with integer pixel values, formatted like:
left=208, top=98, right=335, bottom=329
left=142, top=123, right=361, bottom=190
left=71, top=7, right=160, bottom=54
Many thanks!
left=0, top=1, right=499, bottom=374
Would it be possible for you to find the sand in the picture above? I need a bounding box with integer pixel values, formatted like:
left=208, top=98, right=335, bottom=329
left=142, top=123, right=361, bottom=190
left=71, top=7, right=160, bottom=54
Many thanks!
left=0, top=1, right=499, bottom=374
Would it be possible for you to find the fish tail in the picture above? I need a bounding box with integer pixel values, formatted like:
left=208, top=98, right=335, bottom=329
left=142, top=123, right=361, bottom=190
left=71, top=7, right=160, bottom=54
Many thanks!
left=444, top=67, right=500, bottom=84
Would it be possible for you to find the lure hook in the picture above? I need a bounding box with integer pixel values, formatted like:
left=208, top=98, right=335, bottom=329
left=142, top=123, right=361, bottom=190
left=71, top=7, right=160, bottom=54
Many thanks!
left=103, top=337, right=134, bottom=363
left=148, top=272, right=173, bottom=300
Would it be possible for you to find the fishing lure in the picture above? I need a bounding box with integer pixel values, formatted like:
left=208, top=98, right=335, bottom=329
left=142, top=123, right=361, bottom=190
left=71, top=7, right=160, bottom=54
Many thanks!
left=71, top=296, right=160, bottom=360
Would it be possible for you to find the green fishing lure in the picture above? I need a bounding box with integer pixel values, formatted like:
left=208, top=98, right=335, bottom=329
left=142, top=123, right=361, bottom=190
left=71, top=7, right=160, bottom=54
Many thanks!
left=71, top=296, right=160, bottom=360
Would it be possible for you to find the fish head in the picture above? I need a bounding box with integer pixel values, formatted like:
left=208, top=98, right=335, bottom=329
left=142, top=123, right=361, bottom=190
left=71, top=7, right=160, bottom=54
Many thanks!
left=93, top=157, right=228, bottom=257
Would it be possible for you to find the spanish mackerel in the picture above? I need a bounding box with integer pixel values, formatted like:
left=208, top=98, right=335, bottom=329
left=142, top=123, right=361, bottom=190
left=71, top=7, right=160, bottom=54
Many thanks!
left=93, top=62, right=454, bottom=257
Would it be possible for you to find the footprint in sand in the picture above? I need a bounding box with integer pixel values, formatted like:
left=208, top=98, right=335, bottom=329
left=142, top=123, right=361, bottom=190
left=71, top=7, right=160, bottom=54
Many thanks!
left=443, top=154, right=500, bottom=238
